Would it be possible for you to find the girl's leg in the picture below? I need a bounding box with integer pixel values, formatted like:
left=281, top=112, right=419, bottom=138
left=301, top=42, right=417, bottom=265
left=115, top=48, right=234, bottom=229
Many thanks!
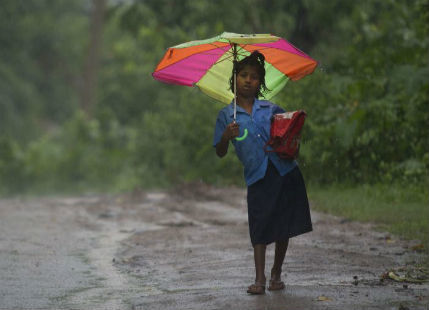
left=247, top=244, right=266, bottom=294
left=253, top=244, right=267, bottom=283
left=269, top=239, right=289, bottom=290
left=272, top=239, right=289, bottom=276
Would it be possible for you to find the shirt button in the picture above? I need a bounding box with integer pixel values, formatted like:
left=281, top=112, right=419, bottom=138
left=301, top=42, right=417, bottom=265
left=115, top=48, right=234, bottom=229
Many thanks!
left=257, top=134, right=261, bottom=137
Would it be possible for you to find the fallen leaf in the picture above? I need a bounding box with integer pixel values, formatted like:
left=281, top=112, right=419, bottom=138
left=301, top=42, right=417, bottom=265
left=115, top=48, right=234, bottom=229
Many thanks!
left=387, top=271, right=427, bottom=283
left=411, top=244, right=425, bottom=252
left=389, top=271, right=405, bottom=282
left=380, top=272, right=389, bottom=280
left=317, top=295, right=332, bottom=301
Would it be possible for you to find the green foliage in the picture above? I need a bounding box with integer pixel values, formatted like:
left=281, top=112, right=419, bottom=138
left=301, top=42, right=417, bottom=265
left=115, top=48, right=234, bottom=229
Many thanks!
left=0, top=0, right=87, bottom=142
left=0, top=110, right=140, bottom=195
left=133, top=88, right=245, bottom=187
left=308, top=182, right=429, bottom=245
left=277, top=0, right=429, bottom=184
left=0, top=137, right=27, bottom=193
left=0, top=0, right=428, bottom=196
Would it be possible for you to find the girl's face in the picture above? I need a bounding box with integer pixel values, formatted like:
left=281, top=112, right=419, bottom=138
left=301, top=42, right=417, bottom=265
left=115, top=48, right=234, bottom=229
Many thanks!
left=236, top=65, right=261, bottom=99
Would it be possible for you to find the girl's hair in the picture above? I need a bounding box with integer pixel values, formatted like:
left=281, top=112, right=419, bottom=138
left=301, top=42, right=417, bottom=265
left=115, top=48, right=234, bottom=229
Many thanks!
left=229, top=50, right=270, bottom=98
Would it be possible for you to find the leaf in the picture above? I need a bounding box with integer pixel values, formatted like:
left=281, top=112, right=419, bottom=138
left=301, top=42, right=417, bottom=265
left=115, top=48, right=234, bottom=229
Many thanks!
left=317, top=296, right=332, bottom=301
left=410, top=243, right=425, bottom=252
left=388, top=271, right=406, bottom=282
left=387, top=271, right=428, bottom=283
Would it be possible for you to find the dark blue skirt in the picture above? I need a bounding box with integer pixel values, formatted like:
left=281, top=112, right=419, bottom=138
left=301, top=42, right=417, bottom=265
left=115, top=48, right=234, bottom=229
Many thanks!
left=247, top=160, right=312, bottom=246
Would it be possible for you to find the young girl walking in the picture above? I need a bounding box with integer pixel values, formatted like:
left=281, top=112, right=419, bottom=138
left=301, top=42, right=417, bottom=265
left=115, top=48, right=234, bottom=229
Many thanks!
left=213, top=51, right=313, bottom=295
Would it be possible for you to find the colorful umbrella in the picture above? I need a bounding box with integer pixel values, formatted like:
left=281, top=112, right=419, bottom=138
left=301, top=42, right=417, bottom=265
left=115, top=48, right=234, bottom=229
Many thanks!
left=152, top=32, right=317, bottom=111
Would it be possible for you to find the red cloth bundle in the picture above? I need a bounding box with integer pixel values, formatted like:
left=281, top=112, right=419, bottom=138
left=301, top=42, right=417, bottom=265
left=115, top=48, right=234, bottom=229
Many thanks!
left=265, top=110, right=307, bottom=160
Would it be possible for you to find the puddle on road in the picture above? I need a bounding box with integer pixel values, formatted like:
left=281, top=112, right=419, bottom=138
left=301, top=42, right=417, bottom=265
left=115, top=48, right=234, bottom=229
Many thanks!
left=65, top=216, right=165, bottom=308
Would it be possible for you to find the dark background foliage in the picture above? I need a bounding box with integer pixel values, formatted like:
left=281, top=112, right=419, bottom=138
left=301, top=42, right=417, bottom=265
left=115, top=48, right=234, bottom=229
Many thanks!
left=0, top=0, right=428, bottom=195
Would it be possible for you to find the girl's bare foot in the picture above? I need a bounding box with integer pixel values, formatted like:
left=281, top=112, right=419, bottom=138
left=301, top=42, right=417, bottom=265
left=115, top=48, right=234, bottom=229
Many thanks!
left=268, top=279, right=285, bottom=291
left=268, top=269, right=285, bottom=291
left=247, top=281, right=266, bottom=294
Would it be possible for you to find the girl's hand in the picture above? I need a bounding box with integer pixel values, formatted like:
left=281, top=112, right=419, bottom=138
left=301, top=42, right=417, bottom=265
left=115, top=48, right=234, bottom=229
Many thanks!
left=216, top=122, right=239, bottom=158
left=223, top=122, right=240, bottom=141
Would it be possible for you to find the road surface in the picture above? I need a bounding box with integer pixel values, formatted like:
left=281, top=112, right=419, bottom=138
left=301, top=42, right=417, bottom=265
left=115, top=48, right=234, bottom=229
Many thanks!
left=0, top=184, right=427, bottom=309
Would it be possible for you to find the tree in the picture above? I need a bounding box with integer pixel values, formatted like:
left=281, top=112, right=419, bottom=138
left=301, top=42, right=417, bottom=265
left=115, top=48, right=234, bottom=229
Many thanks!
left=80, top=0, right=107, bottom=116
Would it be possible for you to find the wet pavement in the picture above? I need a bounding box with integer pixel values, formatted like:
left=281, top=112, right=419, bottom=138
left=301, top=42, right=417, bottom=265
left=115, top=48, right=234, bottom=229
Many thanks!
left=0, top=184, right=427, bottom=309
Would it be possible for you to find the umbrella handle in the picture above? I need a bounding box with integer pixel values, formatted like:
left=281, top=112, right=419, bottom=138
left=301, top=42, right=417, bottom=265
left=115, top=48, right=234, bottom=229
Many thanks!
left=235, top=128, right=248, bottom=141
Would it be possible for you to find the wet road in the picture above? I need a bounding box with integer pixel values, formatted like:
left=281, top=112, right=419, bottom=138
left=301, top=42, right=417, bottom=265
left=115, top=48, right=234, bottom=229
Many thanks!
left=0, top=185, right=427, bottom=309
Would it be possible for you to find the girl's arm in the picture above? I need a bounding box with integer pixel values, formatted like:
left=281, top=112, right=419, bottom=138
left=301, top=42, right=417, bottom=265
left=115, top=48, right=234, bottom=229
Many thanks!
left=216, top=122, right=239, bottom=158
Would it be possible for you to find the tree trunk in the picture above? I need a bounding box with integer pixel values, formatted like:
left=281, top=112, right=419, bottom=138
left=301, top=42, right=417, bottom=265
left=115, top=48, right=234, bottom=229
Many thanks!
left=81, top=0, right=106, bottom=117
left=290, top=2, right=315, bottom=54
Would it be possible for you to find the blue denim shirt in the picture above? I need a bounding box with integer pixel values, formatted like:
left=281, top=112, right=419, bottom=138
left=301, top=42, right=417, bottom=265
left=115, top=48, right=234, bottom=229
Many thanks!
left=213, top=99, right=297, bottom=186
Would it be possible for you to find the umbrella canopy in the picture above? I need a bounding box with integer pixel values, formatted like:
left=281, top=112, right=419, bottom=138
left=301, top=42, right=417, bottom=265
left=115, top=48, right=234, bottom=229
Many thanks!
left=152, top=32, right=317, bottom=104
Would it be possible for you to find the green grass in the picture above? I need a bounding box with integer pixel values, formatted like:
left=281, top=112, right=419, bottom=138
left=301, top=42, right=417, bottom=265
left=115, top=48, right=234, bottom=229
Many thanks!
left=307, top=183, right=429, bottom=247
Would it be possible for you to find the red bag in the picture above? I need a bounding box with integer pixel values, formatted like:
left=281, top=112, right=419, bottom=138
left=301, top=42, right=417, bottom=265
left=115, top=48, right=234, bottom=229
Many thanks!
left=264, top=110, right=307, bottom=160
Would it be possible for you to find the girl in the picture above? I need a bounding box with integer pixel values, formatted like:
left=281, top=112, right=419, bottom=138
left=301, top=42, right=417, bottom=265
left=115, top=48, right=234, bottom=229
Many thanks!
left=213, top=51, right=312, bottom=295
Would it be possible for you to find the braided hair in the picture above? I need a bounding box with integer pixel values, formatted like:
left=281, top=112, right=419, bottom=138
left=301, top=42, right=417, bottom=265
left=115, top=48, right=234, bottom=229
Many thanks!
left=229, top=51, right=270, bottom=98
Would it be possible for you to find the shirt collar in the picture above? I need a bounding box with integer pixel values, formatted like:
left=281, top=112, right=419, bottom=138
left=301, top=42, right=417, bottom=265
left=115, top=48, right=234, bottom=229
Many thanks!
left=228, top=98, right=270, bottom=117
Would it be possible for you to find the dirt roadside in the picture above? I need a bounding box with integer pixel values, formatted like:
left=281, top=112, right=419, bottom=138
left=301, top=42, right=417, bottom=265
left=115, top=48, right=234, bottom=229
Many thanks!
left=0, top=184, right=427, bottom=310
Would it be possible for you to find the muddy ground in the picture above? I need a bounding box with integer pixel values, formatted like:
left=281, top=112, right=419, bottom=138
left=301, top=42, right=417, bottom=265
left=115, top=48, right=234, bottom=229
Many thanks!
left=0, top=184, right=427, bottom=310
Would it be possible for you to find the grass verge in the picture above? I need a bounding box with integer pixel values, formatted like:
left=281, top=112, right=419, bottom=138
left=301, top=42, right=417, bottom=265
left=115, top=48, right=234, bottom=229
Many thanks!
left=307, top=182, right=429, bottom=250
